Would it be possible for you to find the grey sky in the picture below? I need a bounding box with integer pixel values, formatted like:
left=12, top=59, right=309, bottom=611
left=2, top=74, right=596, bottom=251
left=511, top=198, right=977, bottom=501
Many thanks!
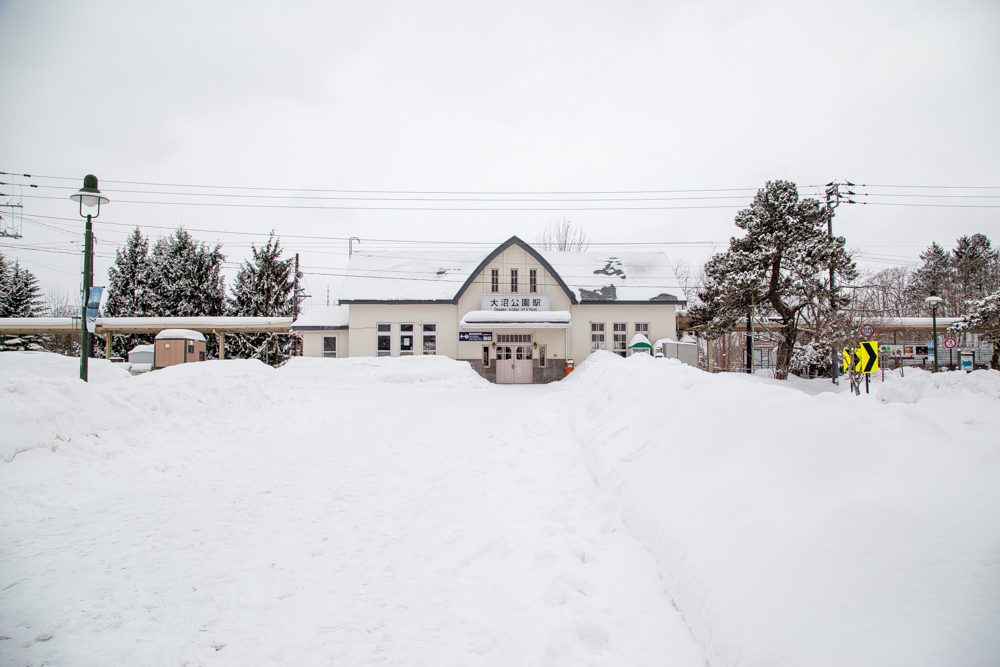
left=1, top=0, right=998, bottom=305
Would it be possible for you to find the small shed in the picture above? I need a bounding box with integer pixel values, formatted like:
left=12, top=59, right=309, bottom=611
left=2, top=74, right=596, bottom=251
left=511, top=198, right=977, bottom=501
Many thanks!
left=628, top=333, right=653, bottom=355
left=292, top=305, right=350, bottom=358
left=654, top=336, right=699, bottom=366
left=154, top=329, right=207, bottom=368
left=128, top=343, right=154, bottom=365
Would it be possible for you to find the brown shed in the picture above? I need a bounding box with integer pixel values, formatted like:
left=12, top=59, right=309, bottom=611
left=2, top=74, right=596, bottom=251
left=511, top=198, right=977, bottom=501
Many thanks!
left=154, top=329, right=207, bottom=368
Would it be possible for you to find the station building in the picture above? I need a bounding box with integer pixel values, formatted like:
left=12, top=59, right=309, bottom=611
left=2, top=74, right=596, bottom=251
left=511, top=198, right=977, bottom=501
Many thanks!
left=314, top=236, right=686, bottom=384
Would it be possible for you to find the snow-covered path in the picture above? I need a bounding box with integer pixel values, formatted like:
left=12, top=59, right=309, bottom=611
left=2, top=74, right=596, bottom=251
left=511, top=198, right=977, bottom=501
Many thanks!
left=1, top=358, right=704, bottom=666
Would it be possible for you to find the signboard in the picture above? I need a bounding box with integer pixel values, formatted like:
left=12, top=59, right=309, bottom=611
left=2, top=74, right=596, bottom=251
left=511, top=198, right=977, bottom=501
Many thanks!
left=960, top=353, right=974, bottom=371
left=459, top=331, right=493, bottom=342
left=85, top=286, right=103, bottom=333
left=861, top=324, right=875, bottom=338
left=481, top=294, right=549, bottom=311
left=842, top=340, right=879, bottom=374
left=944, top=337, right=957, bottom=349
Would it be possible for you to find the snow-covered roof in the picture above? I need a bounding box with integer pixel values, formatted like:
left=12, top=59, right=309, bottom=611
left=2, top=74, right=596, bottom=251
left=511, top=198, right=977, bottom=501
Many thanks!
left=339, top=250, right=487, bottom=302
left=629, top=333, right=652, bottom=348
left=155, top=329, right=206, bottom=341
left=129, top=344, right=155, bottom=354
left=292, top=305, right=350, bottom=330
left=543, top=251, right=684, bottom=303
left=460, top=310, right=572, bottom=329
left=337, top=237, right=686, bottom=304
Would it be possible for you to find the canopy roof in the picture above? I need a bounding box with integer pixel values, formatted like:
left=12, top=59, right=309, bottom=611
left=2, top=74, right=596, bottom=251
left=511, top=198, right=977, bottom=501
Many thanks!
left=460, top=310, right=572, bottom=329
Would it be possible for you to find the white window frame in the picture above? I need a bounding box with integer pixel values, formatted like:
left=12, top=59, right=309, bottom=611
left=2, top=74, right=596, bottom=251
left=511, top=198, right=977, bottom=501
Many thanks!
left=613, top=323, right=628, bottom=357
left=529, top=269, right=537, bottom=293
left=377, top=323, right=392, bottom=357
left=399, top=323, right=414, bottom=355
left=323, top=335, right=338, bottom=358
left=635, top=322, right=650, bottom=335
left=491, top=268, right=499, bottom=293
left=591, top=322, right=606, bottom=351
left=422, top=323, right=437, bottom=355
left=510, top=269, right=518, bottom=293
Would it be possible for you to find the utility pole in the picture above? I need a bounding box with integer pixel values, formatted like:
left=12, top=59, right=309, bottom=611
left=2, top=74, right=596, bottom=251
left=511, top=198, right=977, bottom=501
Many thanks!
left=293, top=253, right=301, bottom=357
left=746, top=311, right=753, bottom=374
left=824, top=180, right=857, bottom=385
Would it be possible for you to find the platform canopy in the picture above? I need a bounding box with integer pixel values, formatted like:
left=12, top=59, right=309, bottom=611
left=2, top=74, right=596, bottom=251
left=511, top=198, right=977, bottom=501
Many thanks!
left=459, top=310, right=571, bottom=329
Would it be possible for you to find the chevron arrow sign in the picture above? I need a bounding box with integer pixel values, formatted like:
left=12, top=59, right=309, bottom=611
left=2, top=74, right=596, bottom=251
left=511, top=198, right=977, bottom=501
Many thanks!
left=843, top=341, right=879, bottom=374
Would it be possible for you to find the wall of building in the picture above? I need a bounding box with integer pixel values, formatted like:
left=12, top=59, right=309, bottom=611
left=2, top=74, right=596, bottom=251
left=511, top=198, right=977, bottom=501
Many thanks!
left=347, top=303, right=459, bottom=357
left=569, top=304, right=676, bottom=362
left=301, top=329, right=350, bottom=358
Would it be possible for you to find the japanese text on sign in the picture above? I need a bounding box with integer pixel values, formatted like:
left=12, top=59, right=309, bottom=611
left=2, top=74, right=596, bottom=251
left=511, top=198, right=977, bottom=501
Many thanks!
left=481, top=294, right=550, bottom=311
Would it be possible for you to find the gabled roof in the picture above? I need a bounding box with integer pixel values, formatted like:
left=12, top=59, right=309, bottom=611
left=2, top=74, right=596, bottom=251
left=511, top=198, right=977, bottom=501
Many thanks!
left=337, top=236, right=686, bottom=305
left=453, top=236, right=577, bottom=304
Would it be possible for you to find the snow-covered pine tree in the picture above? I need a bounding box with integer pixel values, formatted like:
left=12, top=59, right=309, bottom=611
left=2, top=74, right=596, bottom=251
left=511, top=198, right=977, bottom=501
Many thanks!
left=225, top=233, right=294, bottom=366
left=104, top=227, right=155, bottom=358
left=951, top=289, right=1000, bottom=369
left=907, top=242, right=954, bottom=315
left=0, top=253, right=46, bottom=351
left=690, top=180, right=856, bottom=380
left=952, top=233, right=998, bottom=311
left=148, top=228, right=226, bottom=357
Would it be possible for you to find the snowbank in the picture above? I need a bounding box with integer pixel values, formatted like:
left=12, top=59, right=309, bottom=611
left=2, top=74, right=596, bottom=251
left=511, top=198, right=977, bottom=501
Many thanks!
left=279, top=354, right=489, bottom=388
left=568, top=351, right=1000, bottom=667
left=0, top=350, right=132, bottom=383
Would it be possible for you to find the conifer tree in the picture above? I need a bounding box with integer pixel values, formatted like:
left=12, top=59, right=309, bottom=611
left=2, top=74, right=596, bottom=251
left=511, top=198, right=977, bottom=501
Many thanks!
left=690, top=180, right=856, bottom=379
left=0, top=253, right=46, bottom=351
left=148, top=228, right=226, bottom=357
left=104, top=227, right=155, bottom=358
left=952, top=233, right=998, bottom=310
left=225, top=233, right=294, bottom=366
left=907, top=243, right=954, bottom=315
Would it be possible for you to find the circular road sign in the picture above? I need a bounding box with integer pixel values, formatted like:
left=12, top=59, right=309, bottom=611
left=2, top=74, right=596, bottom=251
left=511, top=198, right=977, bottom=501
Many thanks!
left=944, top=337, right=957, bottom=349
left=861, top=324, right=875, bottom=338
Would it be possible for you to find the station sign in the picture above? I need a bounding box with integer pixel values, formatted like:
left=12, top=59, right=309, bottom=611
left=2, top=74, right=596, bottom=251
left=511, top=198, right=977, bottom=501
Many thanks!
left=459, top=332, right=493, bottom=342
left=481, top=294, right=550, bottom=311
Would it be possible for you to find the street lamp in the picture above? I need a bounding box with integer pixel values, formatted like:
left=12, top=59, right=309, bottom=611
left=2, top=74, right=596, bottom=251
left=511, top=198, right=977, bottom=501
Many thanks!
left=69, top=175, right=109, bottom=382
left=924, top=290, right=943, bottom=373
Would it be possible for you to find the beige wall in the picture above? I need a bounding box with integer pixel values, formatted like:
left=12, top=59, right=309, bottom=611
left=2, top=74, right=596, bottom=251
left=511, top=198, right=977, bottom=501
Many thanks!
left=569, top=303, right=676, bottom=362
left=301, top=330, right=349, bottom=358
left=348, top=303, right=458, bottom=357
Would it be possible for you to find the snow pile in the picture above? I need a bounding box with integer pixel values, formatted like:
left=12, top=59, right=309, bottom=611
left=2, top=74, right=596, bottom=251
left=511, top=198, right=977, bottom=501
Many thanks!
left=0, top=350, right=132, bottom=383
left=279, top=355, right=489, bottom=388
left=877, top=367, right=1000, bottom=404
left=568, top=352, right=1000, bottom=667
left=0, top=374, right=142, bottom=462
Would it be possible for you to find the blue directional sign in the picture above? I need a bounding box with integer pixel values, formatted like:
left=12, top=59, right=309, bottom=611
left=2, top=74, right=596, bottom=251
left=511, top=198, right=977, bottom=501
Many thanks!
left=460, top=332, right=492, bottom=342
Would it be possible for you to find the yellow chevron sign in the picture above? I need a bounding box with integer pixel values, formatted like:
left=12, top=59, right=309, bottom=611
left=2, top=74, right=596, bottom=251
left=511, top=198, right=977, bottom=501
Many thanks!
left=842, top=341, right=879, bottom=373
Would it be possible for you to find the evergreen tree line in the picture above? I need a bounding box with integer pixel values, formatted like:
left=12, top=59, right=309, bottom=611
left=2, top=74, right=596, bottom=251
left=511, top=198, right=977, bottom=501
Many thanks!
left=0, top=252, right=46, bottom=351
left=102, top=227, right=296, bottom=365
left=0, top=228, right=297, bottom=366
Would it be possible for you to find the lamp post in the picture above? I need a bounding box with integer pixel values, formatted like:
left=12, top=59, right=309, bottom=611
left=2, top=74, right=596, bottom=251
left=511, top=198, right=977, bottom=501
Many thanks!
left=924, top=290, right=943, bottom=373
left=69, top=175, right=109, bottom=382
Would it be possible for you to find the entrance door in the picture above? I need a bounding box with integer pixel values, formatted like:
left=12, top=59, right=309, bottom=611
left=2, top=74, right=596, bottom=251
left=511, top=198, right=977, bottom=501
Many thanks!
left=496, top=346, right=514, bottom=384
left=514, top=345, right=533, bottom=384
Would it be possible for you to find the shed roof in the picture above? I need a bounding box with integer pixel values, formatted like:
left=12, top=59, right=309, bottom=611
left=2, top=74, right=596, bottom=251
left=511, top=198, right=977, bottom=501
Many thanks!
left=155, top=329, right=206, bottom=341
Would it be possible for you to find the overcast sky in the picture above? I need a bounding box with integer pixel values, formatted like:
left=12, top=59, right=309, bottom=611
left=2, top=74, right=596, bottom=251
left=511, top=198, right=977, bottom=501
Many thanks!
left=1, top=0, right=998, bottom=306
